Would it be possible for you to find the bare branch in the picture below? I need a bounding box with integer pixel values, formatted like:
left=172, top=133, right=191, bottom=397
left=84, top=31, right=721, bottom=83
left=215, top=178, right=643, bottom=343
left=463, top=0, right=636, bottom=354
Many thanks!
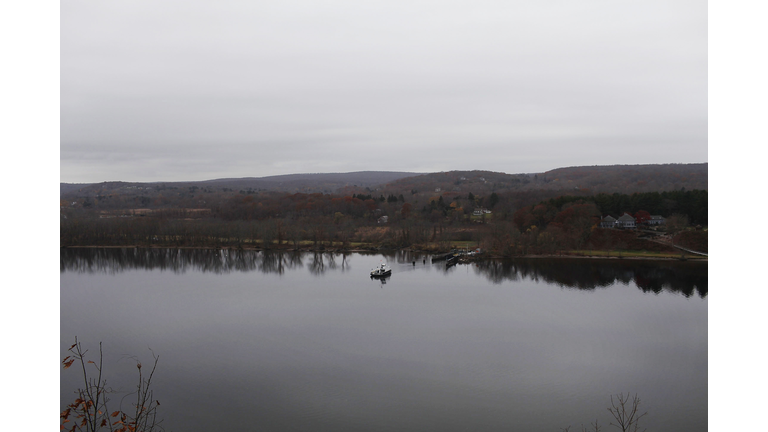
left=62, top=338, right=164, bottom=432
left=607, top=393, right=647, bottom=432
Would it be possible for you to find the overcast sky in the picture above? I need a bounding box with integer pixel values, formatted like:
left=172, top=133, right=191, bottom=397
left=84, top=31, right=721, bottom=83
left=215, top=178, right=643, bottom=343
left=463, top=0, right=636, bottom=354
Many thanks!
left=60, top=0, right=707, bottom=183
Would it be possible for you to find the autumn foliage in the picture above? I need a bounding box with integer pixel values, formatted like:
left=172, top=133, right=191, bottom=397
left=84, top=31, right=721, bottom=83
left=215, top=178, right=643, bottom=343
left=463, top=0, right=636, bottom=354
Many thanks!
left=60, top=170, right=707, bottom=256
left=61, top=338, right=162, bottom=432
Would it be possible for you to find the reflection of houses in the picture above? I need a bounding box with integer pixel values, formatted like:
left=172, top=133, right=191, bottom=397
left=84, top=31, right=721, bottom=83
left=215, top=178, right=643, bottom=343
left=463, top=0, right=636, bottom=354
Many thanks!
left=473, top=208, right=492, bottom=216
left=648, top=215, right=666, bottom=226
left=377, top=215, right=388, bottom=224
left=616, top=213, right=636, bottom=229
left=600, top=215, right=617, bottom=228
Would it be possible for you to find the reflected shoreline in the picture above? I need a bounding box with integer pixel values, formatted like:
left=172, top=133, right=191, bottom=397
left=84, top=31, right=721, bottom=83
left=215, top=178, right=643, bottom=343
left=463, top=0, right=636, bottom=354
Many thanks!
left=61, top=248, right=707, bottom=298
left=60, top=245, right=707, bottom=262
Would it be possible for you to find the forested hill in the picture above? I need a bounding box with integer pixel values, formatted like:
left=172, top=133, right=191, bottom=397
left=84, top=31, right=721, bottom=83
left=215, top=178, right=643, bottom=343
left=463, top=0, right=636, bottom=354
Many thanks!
left=538, top=163, right=707, bottom=193
left=60, top=163, right=706, bottom=199
left=196, top=171, right=424, bottom=193
left=60, top=171, right=423, bottom=197
left=60, top=183, right=92, bottom=196
left=373, top=163, right=707, bottom=198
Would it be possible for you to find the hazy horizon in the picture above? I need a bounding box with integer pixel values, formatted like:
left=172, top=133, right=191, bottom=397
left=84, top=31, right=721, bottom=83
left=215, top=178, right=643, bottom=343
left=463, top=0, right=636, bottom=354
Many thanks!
left=61, top=1, right=707, bottom=183
left=59, top=162, right=708, bottom=185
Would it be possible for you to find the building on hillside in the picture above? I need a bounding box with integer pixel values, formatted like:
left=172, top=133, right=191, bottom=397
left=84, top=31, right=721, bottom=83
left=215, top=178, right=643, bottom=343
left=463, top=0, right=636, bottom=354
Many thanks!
left=473, top=208, right=492, bottom=216
left=377, top=215, right=388, bottom=224
left=616, top=213, right=636, bottom=229
left=648, top=215, right=666, bottom=225
left=600, top=215, right=617, bottom=228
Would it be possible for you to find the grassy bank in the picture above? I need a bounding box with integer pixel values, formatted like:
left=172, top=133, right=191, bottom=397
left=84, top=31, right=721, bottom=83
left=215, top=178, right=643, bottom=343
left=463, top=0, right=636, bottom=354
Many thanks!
left=564, top=249, right=706, bottom=260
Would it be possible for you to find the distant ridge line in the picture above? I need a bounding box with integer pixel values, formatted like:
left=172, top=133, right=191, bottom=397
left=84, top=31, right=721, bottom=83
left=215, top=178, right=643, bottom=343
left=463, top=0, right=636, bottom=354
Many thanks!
left=60, top=163, right=707, bottom=196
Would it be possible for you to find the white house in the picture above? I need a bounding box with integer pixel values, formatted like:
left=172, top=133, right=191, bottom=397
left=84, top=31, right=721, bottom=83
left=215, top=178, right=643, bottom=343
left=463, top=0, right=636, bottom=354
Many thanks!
left=600, top=215, right=617, bottom=228
left=616, top=213, right=636, bottom=229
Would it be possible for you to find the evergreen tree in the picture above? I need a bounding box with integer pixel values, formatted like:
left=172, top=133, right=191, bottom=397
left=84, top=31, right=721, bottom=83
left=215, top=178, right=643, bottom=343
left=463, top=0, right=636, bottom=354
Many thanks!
left=489, top=192, right=499, bottom=208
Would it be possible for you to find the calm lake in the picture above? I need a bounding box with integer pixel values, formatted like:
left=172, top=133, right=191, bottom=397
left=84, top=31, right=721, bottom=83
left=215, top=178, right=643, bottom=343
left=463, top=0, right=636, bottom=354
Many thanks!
left=60, top=249, right=707, bottom=431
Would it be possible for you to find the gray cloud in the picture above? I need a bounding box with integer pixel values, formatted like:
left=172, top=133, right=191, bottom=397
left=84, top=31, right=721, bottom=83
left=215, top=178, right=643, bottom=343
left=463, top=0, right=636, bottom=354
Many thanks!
left=61, top=0, right=707, bottom=182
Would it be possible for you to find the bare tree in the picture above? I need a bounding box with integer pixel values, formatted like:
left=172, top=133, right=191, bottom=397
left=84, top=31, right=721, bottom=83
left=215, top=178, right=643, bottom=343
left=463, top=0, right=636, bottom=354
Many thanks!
left=665, top=213, right=690, bottom=235
left=582, top=419, right=602, bottom=432
left=61, top=337, right=163, bottom=432
left=607, top=393, right=647, bottom=432
left=562, top=418, right=602, bottom=432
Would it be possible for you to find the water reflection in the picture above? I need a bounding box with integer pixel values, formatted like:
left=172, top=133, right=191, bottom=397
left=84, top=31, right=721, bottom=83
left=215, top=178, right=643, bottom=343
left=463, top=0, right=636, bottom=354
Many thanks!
left=473, top=258, right=707, bottom=298
left=379, top=250, right=431, bottom=265
left=60, top=248, right=310, bottom=275
left=60, top=248, right=706, bottom=297
left=370, top=274, right=391, bottom=286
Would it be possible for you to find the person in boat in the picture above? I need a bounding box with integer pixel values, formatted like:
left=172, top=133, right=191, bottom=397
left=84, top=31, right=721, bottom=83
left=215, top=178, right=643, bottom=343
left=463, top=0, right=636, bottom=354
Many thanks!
left=371, top=263, right=390, bottom=276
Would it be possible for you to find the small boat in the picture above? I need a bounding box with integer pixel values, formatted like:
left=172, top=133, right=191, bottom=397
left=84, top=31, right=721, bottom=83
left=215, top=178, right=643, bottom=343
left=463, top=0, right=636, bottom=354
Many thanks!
left=370, top=263, right=392, bottom=278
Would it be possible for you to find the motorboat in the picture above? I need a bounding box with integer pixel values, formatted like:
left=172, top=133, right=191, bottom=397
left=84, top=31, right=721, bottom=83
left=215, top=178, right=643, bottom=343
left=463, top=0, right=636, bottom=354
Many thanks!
left=370, top=263, right=392, bottom=278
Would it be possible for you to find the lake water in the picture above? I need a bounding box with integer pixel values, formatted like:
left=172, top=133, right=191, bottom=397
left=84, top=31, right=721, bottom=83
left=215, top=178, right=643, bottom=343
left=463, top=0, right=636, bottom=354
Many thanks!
left=60, top=249, right=707, bottom=431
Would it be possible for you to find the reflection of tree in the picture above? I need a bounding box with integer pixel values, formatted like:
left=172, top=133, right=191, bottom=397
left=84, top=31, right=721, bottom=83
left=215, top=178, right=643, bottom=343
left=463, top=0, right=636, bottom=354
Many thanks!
left=259, top=251, right=288, bottom=274
left=317, top=252, right=352, bottom=274
left=308, top=252, right=325, bottom=275
left=286, top=251, right=304, bottom=269
left=60, top=248, right=309, bottom=275
left=473, top=258, right=707, bottom=298
left=473, top=261, right=520, bottom=284
left=325, top=253, right=337, bottom=270
left=474, top=259, right=617, bottom=289
left=338, top=253, right=351, bottom=272
left=60, top=249, right=707, bottom=298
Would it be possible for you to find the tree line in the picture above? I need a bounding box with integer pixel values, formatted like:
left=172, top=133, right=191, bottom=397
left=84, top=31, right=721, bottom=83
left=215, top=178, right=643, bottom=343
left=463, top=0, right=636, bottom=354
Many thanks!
left=544, top=189, right=707, bottom=225
left=61, top=188, right=706, bottom=254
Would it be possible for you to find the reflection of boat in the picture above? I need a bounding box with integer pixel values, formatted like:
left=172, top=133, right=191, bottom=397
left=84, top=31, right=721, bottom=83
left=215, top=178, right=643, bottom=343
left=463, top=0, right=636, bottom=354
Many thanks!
left=370, top=263, right=392, bottom=278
